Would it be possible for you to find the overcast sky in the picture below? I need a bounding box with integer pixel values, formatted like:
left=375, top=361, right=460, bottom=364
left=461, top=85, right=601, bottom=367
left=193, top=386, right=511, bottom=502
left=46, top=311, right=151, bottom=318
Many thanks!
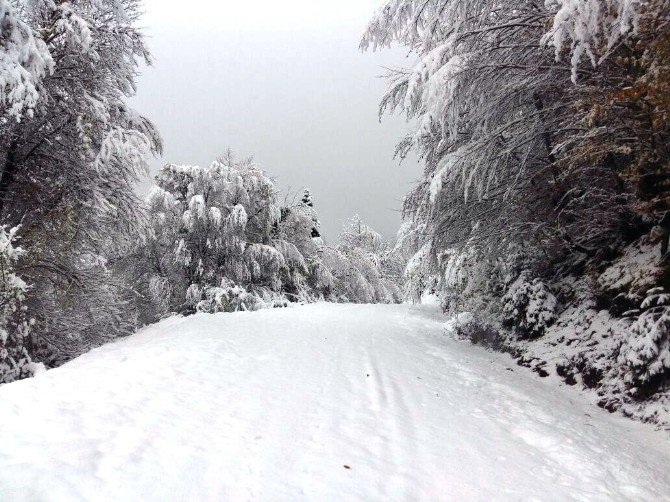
left=132, top=0, right=419, bottom=241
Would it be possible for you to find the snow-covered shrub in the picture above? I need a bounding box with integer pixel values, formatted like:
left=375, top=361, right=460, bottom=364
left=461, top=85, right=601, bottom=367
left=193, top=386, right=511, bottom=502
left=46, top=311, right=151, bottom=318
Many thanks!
left=0, top=226, right=35, bottom=383
left=502, top=272, right=558, bottom=339
left=619, top=288, right=670, bottom=393
left=444, top=311, right=514, bottom=353
left=194, top=282, right=284, bottom=314
left=307, top=256, right=335, bottom=295
left=148, top=275, right=171, bottom=316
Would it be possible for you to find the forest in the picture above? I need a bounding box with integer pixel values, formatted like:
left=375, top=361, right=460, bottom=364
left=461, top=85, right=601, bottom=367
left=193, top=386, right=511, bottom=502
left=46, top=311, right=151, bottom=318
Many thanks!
left=3, top=0, right=667, bottom=422
left=0, top=1, right=669, bottom=493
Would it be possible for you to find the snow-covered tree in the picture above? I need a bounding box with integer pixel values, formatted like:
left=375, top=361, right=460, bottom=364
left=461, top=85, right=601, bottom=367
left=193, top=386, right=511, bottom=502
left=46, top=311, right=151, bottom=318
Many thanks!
left=501, top=271, right=558, bottom=339
left=144, top=156, right=284, bottom=316
left=0, top=0, right=161, bottom=366
left=548, top=0, right=670, bottom=259
left=362, top=1, right=575, bottom=300
left=544, top=0, right=644, bottom=81
left=137, top=161, right=402, bottom=320
left=619, top=288, right=670, bottom=393
left=362, top=0, right=666, bottom=300
left=273, top=189, right=330, bottom=300
left=140, top=154, right=363, bottom=319
left=299, top=188, right=321, bottom=238
left=325, top=215, right=402, bottom=304
left=363, top=0, right=670, bottom=407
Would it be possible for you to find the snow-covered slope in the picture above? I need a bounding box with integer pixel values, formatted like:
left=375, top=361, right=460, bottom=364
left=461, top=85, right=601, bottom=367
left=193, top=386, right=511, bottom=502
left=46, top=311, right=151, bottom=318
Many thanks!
left=0, top=304, right=669, bottom=501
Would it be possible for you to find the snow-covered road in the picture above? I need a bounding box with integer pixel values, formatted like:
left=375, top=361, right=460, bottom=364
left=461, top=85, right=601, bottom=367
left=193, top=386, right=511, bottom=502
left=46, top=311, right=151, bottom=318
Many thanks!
left=0, top=304, right=669, bottom=501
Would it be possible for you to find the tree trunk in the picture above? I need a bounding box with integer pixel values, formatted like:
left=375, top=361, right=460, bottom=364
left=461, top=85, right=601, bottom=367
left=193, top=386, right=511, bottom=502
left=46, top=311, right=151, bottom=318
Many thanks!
left=532, top=92, right=557, bottom=168
left=0, top=140, right=19, bottom=219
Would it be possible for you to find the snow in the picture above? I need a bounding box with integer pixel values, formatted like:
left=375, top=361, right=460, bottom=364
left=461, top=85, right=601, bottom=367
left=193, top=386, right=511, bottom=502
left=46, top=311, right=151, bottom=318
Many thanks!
left=598, top=237, right=661, bottom=294
left=0, top=303, right=669, bottom=501
left=0, top=0, right=53, bottom=120
left=502, top=271, right=558, bottom=338
left=544, top=0, right=642, bottom=81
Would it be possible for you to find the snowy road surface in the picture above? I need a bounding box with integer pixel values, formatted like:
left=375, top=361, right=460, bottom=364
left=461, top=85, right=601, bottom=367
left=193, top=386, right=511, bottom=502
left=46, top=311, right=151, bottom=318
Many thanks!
left=0, top=304, right=669, bottom=501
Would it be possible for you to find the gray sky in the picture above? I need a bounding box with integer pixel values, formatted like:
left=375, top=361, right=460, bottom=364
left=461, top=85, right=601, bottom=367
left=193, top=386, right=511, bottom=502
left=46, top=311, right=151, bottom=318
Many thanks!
left=132, top=0, right=419, bottom=241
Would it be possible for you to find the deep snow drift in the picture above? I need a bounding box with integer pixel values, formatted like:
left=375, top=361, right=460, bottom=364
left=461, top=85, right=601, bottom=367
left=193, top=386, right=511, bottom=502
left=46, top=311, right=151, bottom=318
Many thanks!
left=0, top=304, right=669, bottom=501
